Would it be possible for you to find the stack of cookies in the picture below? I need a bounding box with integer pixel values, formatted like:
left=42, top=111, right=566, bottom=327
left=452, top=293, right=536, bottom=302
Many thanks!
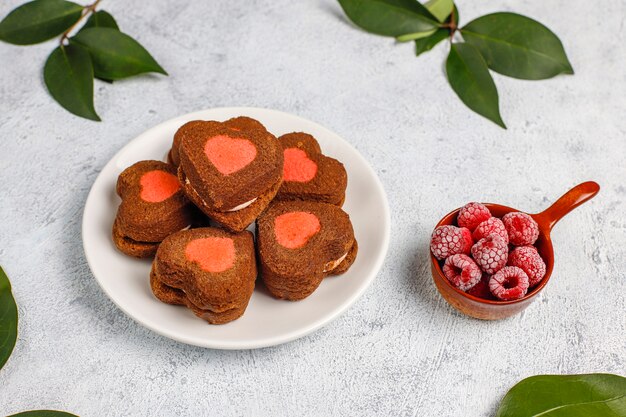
left=151, top=228, right=256, bottom=324
left=112, top=116, right=358, bottom=324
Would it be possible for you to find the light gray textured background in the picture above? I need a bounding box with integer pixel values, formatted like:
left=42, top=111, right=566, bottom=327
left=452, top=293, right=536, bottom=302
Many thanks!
left=0, top=0, right=625, bottom=416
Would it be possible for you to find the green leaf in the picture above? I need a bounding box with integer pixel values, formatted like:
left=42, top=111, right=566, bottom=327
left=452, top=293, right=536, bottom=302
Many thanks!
left=8, top=411, right=79, bottom=417
left=414, top=28, right=448, bottom=55
left=0, top=266, right=18, bottom=371
left=397, top=28, right=437, bottom=42
left=70, top=27, right=167, bottom=80
left=425, top=0, right=453, bottom=22
left=337, top=0, right=439, bottom=37
left=496, top=374, right=626, bottom=417
left=0, top=0, right=83, bottom=45
left=76, top=11, right=120, bottom=83
left=79, top=10, right=119, bottom=32
left=44, top=44, right=100, bottom=121
left=461, top=12, right=573, bottom=80
left=446, top=42, right=505, bottom=128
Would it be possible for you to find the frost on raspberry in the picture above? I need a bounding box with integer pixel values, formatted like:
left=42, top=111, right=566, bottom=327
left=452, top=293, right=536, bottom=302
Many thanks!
left=508, top=246, right=546, bottom=287
left=430, top=225, right=473, bottom=260
left=470, top=235, right=508, bottom=275
left=473, top=217, right=509, bottom=244
left=457, top=202, right=491, bottom=231
left=443, top=254, right=482, bottom=292
left=502, top=212, right=539, bottom=246
left=489, top=266, right=529, bottom=300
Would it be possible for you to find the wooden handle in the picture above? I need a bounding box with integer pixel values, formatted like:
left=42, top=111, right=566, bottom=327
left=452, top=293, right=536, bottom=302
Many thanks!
left=534, top=181, right=600, bottom=232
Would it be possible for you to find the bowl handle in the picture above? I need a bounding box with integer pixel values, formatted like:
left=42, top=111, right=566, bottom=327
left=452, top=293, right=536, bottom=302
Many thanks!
left=534, top=181, right=600, bottom=231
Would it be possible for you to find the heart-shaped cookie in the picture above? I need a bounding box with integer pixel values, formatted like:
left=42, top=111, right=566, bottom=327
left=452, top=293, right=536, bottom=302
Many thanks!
left=256, top=200, right=358, bottom=300
left=275, top=133, right=347, bottom=206
left=113, top=160, right=196, bottom=258
left=151, top=227, right=257, bottom=324
left=204, top=135, right=257, bottom=175
left=177, top=120, right=283, bottom=232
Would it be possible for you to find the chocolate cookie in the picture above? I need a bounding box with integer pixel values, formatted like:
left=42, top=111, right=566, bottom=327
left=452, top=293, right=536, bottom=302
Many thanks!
left=256, top=200, right=357, bottom=300
left=113, top=160, right=197, bottom=258
left=151, top=227, right=257, bottom=324
left=275, top=133, right=347, bottom=206
left=178, top=120, right=283, bottom=232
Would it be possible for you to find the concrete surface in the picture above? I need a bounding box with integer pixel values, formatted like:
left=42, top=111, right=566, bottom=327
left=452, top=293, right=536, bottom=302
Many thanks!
left=0, top=0, right=625, bottom=415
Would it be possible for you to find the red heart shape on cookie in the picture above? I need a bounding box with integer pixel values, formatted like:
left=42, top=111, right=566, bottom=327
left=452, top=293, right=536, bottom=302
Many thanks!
left=140, top=170, right=181, bottom=203
left=185, top=237, right=236, bottom=272
left=204, top=135, right=257, bottom=175
left=274, top=211, right=321, bottom=249
left=283, top=148, right=318, bottom=182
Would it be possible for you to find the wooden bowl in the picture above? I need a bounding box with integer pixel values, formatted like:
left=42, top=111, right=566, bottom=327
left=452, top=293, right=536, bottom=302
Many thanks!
left=431, top=181, right=600, bottom=320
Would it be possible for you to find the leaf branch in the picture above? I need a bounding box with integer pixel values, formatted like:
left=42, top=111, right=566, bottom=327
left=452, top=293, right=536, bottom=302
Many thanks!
left=335, top=1, right=573, bottom=128
left=0, top=0, right=167, bottom=120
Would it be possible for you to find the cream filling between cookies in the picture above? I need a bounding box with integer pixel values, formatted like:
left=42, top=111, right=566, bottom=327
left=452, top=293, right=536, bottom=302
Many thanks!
left=323, top=252, right=348, bottom=272
left=227, top=198, right=257, bottom=212
left=184, top=177, right=257, bottom=212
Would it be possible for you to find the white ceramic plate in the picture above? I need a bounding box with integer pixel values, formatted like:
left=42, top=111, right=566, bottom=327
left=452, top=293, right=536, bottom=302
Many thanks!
left=82, top=107, right=390, bottom=349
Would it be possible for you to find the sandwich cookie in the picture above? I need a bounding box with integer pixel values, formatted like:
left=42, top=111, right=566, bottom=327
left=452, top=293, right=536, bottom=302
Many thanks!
left=150, top=227, right=257, bottom=324
left=112, top=160, right=197, bottom=258
left=256, top=200, right=358, bottom=300
left=275, top=133, right=347, bottom=206
left=178, top=120, right=283, bottom=232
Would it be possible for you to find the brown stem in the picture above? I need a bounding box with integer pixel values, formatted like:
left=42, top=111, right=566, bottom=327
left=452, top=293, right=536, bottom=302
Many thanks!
left=439, top=8, right=458, bottom=40
left=448, top=7, right=457, bottom=40
left=60, top=0, right=103, bottom=45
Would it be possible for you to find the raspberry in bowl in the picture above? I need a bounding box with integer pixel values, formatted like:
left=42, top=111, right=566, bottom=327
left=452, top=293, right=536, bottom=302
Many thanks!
left=430, top=181, right=600, bottom=320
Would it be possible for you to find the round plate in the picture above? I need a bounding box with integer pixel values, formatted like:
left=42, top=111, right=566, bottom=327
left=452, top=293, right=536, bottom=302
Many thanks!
left=82, top=107, right=390, bottom=349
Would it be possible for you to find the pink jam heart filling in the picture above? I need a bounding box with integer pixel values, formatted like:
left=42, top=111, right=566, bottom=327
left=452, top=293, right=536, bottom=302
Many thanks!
left=185, top=237, right=236, bottom=273
left=204, top=135, right=257, bottom=175
left=274, top=211, right=321, bottom=249
left=139, top=170, right=180, bottom=203
left=283, top=148, right=318, bottom=182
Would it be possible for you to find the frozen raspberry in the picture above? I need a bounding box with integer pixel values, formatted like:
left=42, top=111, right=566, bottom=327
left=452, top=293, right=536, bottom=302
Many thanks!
left=503, top=212, right=539, bottom=246
left=471, top=235, right=508, bottom=274
left=443, top=254, right=482, bottom=292
left=457, top=202, right=492, bottom=231
left=508, top=246, right=546, bottom=287
left=430, top=225, right=473, bottom=260
left=467, top=273, right=495, bottom=300
left=489, top=266, right=529, bottom=300
left=473, top=217, right=509, bottom=244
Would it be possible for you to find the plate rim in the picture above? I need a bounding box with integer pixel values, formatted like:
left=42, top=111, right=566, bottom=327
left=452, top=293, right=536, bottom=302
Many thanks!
left=82, top=106, right=391, bottom=349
